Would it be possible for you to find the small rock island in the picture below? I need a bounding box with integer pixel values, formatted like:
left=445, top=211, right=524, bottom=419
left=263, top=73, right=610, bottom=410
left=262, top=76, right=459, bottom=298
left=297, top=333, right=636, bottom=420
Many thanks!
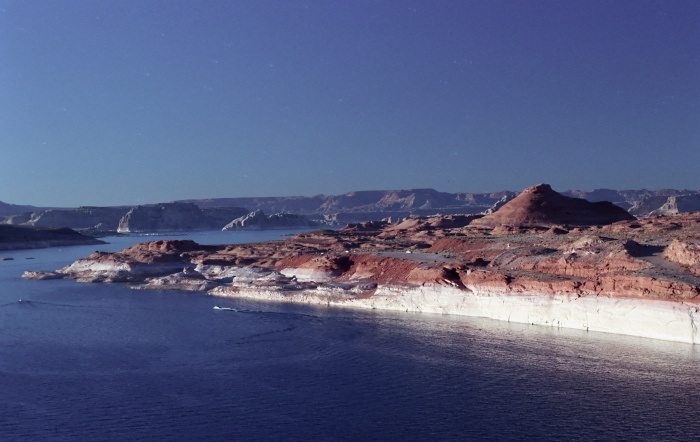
left=25, top=185, right=700, bottom=344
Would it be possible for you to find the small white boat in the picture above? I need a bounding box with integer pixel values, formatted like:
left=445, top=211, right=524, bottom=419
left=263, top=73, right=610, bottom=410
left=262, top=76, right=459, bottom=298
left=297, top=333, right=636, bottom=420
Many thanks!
left=213, top=306, right=238, bottom=312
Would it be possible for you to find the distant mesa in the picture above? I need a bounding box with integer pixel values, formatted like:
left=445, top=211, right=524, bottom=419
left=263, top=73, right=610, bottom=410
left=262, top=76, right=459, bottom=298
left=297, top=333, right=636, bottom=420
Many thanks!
left=180, top=188, right=515, bottom=220
left=471, top=184, right=636, bottom=227
left=4, top=187, right=700, bottom=234
left=222, top=210, right=318, bottom=231
left=117, top=203, right=248, bottom=233
left=118, top=203, right=205, bottom=233
left=6, top=206, right=130, bottom=231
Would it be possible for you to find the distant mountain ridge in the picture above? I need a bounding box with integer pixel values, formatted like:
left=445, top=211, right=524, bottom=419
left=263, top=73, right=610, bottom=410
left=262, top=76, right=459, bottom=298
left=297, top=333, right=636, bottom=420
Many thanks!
left=181, top=187, right=700, bottom=219
left=178, top=188, right=515, bottom=215
left=560, top=188, right=700, bottom=216
left=2, top=187, right=700, bottom=232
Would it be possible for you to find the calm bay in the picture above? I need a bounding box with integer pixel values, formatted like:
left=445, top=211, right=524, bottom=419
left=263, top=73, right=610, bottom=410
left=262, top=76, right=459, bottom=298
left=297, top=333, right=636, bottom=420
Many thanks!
left=1, top=230, right=698, bottom=441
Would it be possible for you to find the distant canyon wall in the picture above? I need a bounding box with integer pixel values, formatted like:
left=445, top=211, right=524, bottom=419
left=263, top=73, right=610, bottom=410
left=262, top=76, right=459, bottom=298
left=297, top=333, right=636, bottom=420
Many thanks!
left=116, top=203, right=248, bottom=233
left=2, top=203, right=249, bottom=233
left=561, top=189, right=700, bottom=216
left=3, top=188, right=700, bottom=232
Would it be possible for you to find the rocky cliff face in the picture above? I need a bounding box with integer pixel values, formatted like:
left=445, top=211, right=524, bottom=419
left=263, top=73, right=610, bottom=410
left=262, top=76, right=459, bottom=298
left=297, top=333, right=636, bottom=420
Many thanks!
left=222, top=210, right=318, bottom=230
left=117, top=203, right=247, bottom=233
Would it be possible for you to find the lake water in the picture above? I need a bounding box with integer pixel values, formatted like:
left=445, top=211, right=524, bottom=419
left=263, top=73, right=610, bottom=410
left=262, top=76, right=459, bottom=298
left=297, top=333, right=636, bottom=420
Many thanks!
left=1, top=231, right=699, bottom=441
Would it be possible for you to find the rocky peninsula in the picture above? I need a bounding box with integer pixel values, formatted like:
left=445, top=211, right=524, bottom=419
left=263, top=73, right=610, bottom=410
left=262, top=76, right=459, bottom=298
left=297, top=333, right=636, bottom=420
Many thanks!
left=24, top=185, right=700, bottom=344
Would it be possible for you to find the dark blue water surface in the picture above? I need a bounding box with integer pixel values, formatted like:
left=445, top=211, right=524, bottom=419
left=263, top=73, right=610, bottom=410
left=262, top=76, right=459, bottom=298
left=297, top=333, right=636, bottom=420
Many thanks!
left=1, top=231, right=699, bottom=441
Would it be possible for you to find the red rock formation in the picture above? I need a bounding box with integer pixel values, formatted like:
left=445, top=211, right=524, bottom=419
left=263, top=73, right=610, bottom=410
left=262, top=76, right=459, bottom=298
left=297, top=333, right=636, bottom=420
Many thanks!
left=471, top=184, right=636, bottom=227
left=25, top=206, right=700, bottom=304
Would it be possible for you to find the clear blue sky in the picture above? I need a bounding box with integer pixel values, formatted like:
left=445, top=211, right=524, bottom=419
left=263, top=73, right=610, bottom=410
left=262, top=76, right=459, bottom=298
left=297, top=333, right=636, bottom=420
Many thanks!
left=1, top=0, right=698, bottom=207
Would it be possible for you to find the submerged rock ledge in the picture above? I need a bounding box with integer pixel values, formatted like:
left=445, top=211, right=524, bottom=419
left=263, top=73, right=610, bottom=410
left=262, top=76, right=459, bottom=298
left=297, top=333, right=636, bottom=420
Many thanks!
left=24, top=185, right=700, bottom=344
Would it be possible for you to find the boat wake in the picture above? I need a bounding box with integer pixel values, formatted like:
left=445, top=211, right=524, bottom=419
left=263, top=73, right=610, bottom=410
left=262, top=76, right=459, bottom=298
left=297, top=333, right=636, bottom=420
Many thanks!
left=213, top=305, right=320, bottom=320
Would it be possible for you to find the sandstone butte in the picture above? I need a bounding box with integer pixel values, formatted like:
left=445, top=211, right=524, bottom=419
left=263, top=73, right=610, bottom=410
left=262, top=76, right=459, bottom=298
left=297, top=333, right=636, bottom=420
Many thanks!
left=24, top=184, right=700, bottom=344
